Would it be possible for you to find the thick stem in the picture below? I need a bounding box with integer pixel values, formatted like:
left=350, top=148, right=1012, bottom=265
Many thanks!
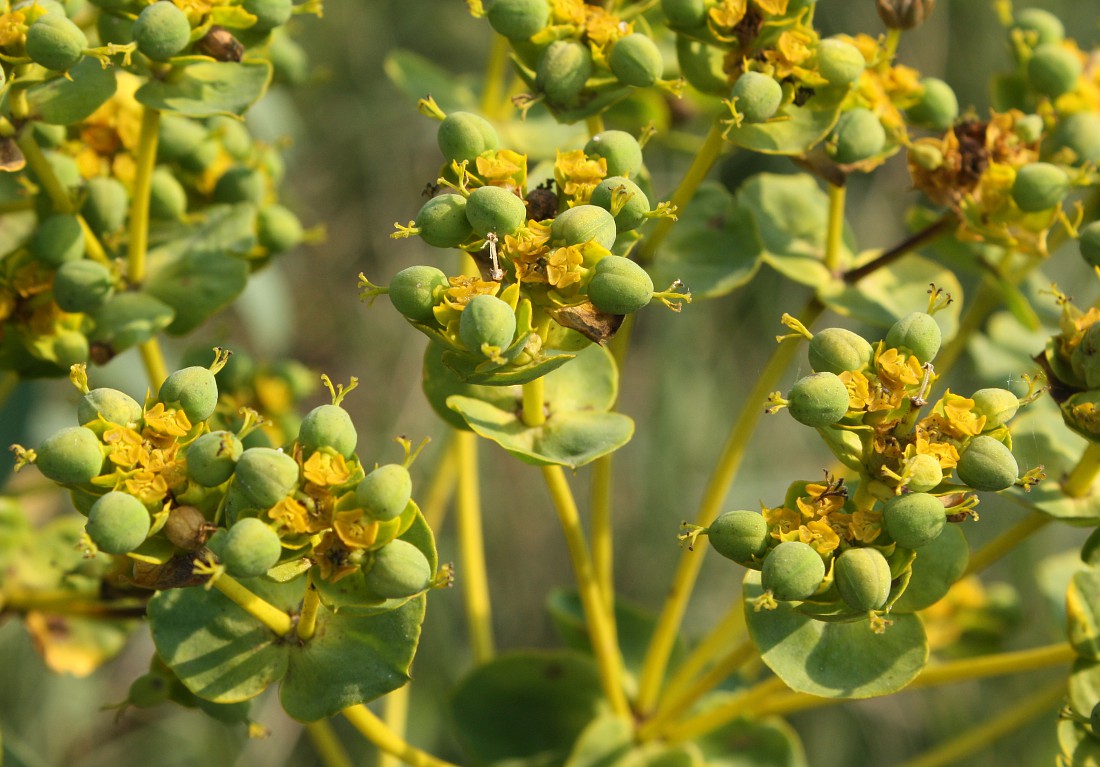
left=16, top=130, right=75, bottom=214
left=128, top=106, right=160, bottom=285
left=1063, top=442, right=1100, bottom=499
left=379, top=687, right=411, bottom=767
left=343, top=704, right=460, bottom=767
left=479, top=34, right=510, bottom=119
left=585, top=114, right=605, bottom=139
left=305, top=720, right=354, bottom=767
left=421, top=431, right=460, bottom=531
left=635, top=299, right=824, bottom=714
left=824, top=183, right=847, bottom=275
left=138, top=337, right=169, bottom=391
left=661, top=676, right=788, bottom=744
left=541, top=465, right=632, bottom=718
left=522, top=377, right=546, bottom=427
left=660, top=600, right=747, bottom=704
left=964, top=511, right=1051, bottom=576
left=297, top=584, right=322, bottom=642
left=77, top=215, right=111, bottom=265
left=590, top=455, right=615, bottom=621
left=211, top=575, right=293, bottom=636
left=456, top=430, right=495, bottom=664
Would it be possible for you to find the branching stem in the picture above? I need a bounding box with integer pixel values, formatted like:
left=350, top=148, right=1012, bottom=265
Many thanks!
left=343, top=704, right=460, bottom=767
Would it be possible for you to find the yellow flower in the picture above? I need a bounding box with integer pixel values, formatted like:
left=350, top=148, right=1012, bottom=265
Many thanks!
left=546, top=246, right=584, bottom=289
left=915, top=431, right=960, bottom=470
left=584, top=6, right=630, bottom=55
left=937, top=390, right=987, bottom=438
left=506, top=220, right=553, bottom=283
left=333, top=508, right=380, bottom=549
left=875, top=347, right=923, bottom=392
left=554, top=149, right=607, bottom=202
left=764, top=27, right=815, bottom=79
left=104, top=427, right=145, bottom=468
left=839, top=370, right=899, bottom=412
left=708, top=0, right=747, bottom=29
left=754, top=0, right=789, bottom=14
left=0, top=12, right=26, bottom=47
left=476, top=149, right=528, bottom=188
left=799, top=519, right=840, bottom=554
left=849, top=509, right=883, bottom=543
left=763, top=505, right=801, bottom=540
left=313, top=532, right=360, bottom=583
left=143, top=403, right=193, bottom=438
left=124, top=471, right=169, bottom=505
left=269, top=496, right=327, bottom=535
left=303, top=450, right=353, bottom=488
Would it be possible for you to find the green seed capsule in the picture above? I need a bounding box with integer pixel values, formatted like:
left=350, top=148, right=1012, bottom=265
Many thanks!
left=1080, top=221, right=1100, bottom=269
left=662, top=0, right=707, bottom=28
left=257, top=204, right=304, bottom=253
left=437, top=112, right=500, bottom=166
left=883, top=492, right=945, bottom=549
left=30, top=213, right=85, bottom=267
left=761, top=541, right=825, bottom=601
left=587, top=256, right=653, bottom=315
left=53, top=260, right=114, bottom=314
left=707, top=510, right=769, bottom=563
left=550, top=204, right=617, bottom=250
left=834, top=547, right=892, bottom=611
left=829, top=108, right=886, bottom=164
left=365, top=539, right=432, bottom=599
left=590, top=176, right=650, bottom=232
left=459, top=294, right=517, bottom=354
left=242, top=0, right=291, bottom=30
left=956, top=435, right=1018, bottom=492
left=970, top=388, right=1019, bottom=430
left=903, top=453, right=943, bottom=493
left=234, top=447, right=299, bottom=508
left=414, top=194, right=473, bottom=248
left=906, top=77, right=959, bottom=131
left=1027, top=44, right=1081, bottom=98
left=731, top=72, right=783, bottom=123
left=815, top=38, right=865, bottom=86
left=222, top=517, right=282, bottom=578
left=1053, top=113, right=1100, bottom=165
left=298, top=404, right=357, bottom=458
left=1013, top=8, right=1064, bottom=46
left=213, top=166, right=265, bottom=205
left=87, top=491, right=150, bottom=554
left=82, top=177, right=129, bottom=236
left=133, top=1, right=192, bottom=61
left=158, top=366, right=218, bottom=423
left=389, top=265, right=449, bottom=323
left=37, top=426, right=104, bottom=485
left=787, top=372, right=850, bottom=428
left=356, top=463, right=412, bottom=522
left=609, top=33, right=664, bottom=88
left=537, top=39, right=592, bottom=106
left=885, top=311, right=941, bottom=363
left=78, top=388, right=142, bottom=427
left=149, top=166, right=188, bottom=221
left=808, top=327, right=873, bottom=374
left=486, top=0, right=549, bottom=40
left=186, top=430, right=243, bottom=487
left=1011, top=162, right=1069, bottom=212
left=465, top=185, right=527, bottom=237
left=584, top=130, right=644, bottom=178
left=26, top=14, right=87, bottom=71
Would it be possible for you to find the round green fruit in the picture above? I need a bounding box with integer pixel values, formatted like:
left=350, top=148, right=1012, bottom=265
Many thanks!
left=158, top=366, right=218, bottom=423
left=537, top=39, right=592, bottom=106
left=437, top=112, right=499, bottom=166
left=222, top=517, right=282, bottom=578
left=834, top=547, right=892, bottom=611
left=816, top=38, right=864, bottom=86
left=550, top=204, right=617, bottom=249
left=242, top=0, right=291, bottom=30
left=1080, top=221, right=1100, bottom=269
left=590, top=176, right=650, bottom=232
left=53, top=260, right=114, bottom=314
left=365, top=539, right=432, bottom=599
left=609, top=33, right=664, bottom=88
left=78, top=388, right=142, bottom=427
left=82, top=177, right=129, bottom=236
left=87, top=491, right=150, bottom=554
left=883, top=492, right=945, bottom=549
left=36, top=426, right=103, bottom=485
left=761, top=541, right=825, bottom=601
left=1053, top=113, right=1100, bottom=165
left=903, top=453, right=943, bottom=493
left=587, top=256, right=653, bottom=315
left=415, top=194, right=472, bottom=248
left=1014, top=113, right=1044, bottom=144
left=389, top=265, right=448, bottom=323
left=357, top=463, right=412, bottom=522
left=829, top=108, right=886, bottom=164
left=707, top=510, right=769, bottom=563
left=1027, top=44, right=1080, bottom=98
left=233, top=447, right=299, bottom=507
left=459, top=294, right=516, bottom=353
left=1011, top=162, right=1069, bottom=212
left=149, top=166, right=188, bottom=221
left=133, top=1, right=192, bottom=60
left=970, top=388, right=1018, bottom=430
left=213, top=166, right=265, bottom=205
left=257, top=204, right=304, bottom=253
left=298, top=404, right=357, bottom=458
left=157, top=115, right=207, bottom=162
left=465, top=185, right=527, bottom=237
left=906, top=77, right=958, bottom=131
left=808, top=327, right=873, bottom=374
left=731, top=71, right=782, bottom=123
left=185, top=430, right=243, bottom=487
left=486, top=0, right=549, bottom=40
left=26, top=14, right=87, bottom=71
left=885, top=311, right=941, bottom=363
left=584, top=130, right=643, bottom=178
left=30, top=213, right=84, bottom=267
left=787, top=372, right=850, bottom=427
left=662, top=0, right=707, bottom=28
left=1013, top=8, right=1064, bottom=46
left=956, top=435, right=1018, bottom=492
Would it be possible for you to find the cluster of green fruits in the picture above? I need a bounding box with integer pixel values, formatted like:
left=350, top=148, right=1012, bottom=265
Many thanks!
left=473, top=0, right=679, bottom=121
left=685, top=304, right=1039, bottom=628
left=1038, top=287, right=1100, bottom=445
left=366, top=105, right=687, bottom=386
left=12, top=354, right=439, bottom=605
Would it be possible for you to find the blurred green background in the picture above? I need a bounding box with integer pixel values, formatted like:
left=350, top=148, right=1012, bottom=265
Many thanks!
left=4, top=0, right=1100, bottom=764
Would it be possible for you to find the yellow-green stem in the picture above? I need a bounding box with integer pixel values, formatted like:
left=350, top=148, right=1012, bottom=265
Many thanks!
left=1, top=589, right=146, bottom=617
left=456, top=429, right=495, bottom=664
left=635, top=299, right=824, bottom=714
left=480, top=34, right=510, bottom=119
left=379, top=687, right=411, bottom=767
left=660, top=600, right=747, bottom=704
left=894, top=680, right=1065, bottom=767
left=1064, top=441, right=1100, bottom=499
left=138, top=337, right=169, bottom=391
left=662, top=675, right=788, bottom=744
left=305, top=720, right=354, bottom=767
left=422, top=432, right=460, bottom=531
left=522, top=377, right=546, bottom=426
left=883, top=27, right=902, bottom=62
left=634, top=117, right=726, bottom=265
left=211, top=575, right=293, bottom=636
left=128, top=106, right=160, bottom=285
left=77, top=215, right=111, bottom=265
left=590, top=455, right=615, bottom=620
left=297, top=584, right=321, bottom=642
left=343, top=705, right=460, bottom=767
left=964, top=511, right=1051, bottom=576
left=585, top=114, right=605, bottom=139
left=16, top=130, right=74, bottom=214
left=541, top=465, right=632, bottom=718
left=824, top=183, right=846, bottom=275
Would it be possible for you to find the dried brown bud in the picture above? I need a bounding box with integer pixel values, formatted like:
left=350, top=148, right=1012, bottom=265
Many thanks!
left=195, top=26, right=244, bottom=62
left=164, top=505, right=213, bottom=551
left=876, top=0, right=936, bottom=29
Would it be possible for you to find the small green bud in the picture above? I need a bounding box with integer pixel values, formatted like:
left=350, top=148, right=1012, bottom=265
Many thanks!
left=587, top=256, right=653, bottom=315
left=185, top=430, right=243, bottom=487
left=662, top=0, right=707, bottom=29
left=590, top=176, right=650, bottom=232
left=25, top=14, right=87, bottom=71
left=956, top=435, right=1018, bottom=492
left=242, top=0, right=292, bottom=31
left=761, top=541, right=825, bottom=601
left=486, top=0, right=549, bottom=40
left=82, top=177, right=129, bottom=236
left=885, top=311, right=941, bottom=363
left=903, top=453, right=943, bottom=493
left=970, top=388, right=1019, bottom=430
left=149, top=167, right=188, bottom=221
left=233, top=447, right=299, bottom=508
left=883, top=492, right=945, bottom=549
left=731, top=72, right=783, bottom=123
left=465, top=185, right=527, bottom=238
left=53, top=260, right=114, bottom=314
left=829, top=108, right=886, bottom=164
left=414, top=194, right=473, bottom=248
left=537, top=39, right=592, bottom=106
left=356, top=463, right=412, bottom=522
left=1013, top=8, right=1064, bottom=46
left=389, top=265, right=449, bottom=323
left=459, top=294, right=517, bottom=354
left=834, top=547, right=892, bottom=611
left=707, top=510, right=769, bottom=563
left=213, top=166, right=265, bottom=205
left=808, top=327, right=874, bottom=374
left=906, top=78, right=958, bottom=131
left=584, top=130, right=644, bottom=178
left=1027, top=44, right=1081, bottom=98
left=437, top=112, right=500, bottom=166
left=257, top=204, right=304, bottom=253
left=158, top=366, right=219, bottom=423
left=365, top=540, right=432, bottom=599
left=816, top=38, right=865, bottom=86
left=133, top=1, right=192, bottom=60
left=1011, top=162, right=1069, bottom=213
left=1053, top=113, right=1100, bottom=165
left=78, top=388, right=142, bottom=428
left=30, top=214, right=85, bottom=267
left=550, top=204, right=617, bottom=250
left=222, top=517, right=282, bottom=578
left=609, top=33, right=664, bottom=88
left=37, top=426, right=104, bottom=485
left=1014, top=114, right=1044, bottom=144
left=787, top=372, right=850, bottom=428
left=298, top=404, right=357, bottom=458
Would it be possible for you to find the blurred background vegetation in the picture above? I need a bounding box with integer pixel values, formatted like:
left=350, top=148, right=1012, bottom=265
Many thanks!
left=3, top=0, right=1100, bottom=764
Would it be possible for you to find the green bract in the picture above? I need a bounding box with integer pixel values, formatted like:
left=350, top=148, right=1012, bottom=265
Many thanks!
left=662, top=0, right=707, bottom=28
left=243, top=0, right=292, bottom=31
left=883, top=492, right=945, bottom=549
left=415, top=194, right=473, bottom=248
left=465, top=185, right=527, bottom=237
left=786, top=372, right=850, bottom=428
left=903, top=454, right=943, bottom=493
left=550, top=204, right=617, bottom=249
left=815, top=38, right=865, bottom=86
left=133, top=1, right=192, bottom=60
left=365, top=539, right=432, bottom=599
left=1081, top=220, right=1100, bottom=268
left=1011, top=162, right=1069, bottom=212
left=53, top=260, right=115, bottom=314
left=584, top=130, right=643, bottom=178
left=761, top=541, right=825, bottom=601
left=356, top=463, right=412, bottom=522
left=885, top=311, right=941, bottom=363
left=906, top=78, right=958, bottom=131
left=78, top=388, right=142, bottom=428
left=1013, top=8, right=1064, bottom=46
left=834, top=547, right=892, bottom=612
left=30, top=213, right=85, bottom=267
left=233, top=447, right=299, bottom=508
left=970, top=388, right=1018, bottom=430
left=298, top=404, right=357, bottom=458
left=390, top=265, right=449, bottom=323
left=731, top=72, right=783, bottom=124
left=609, top=33, right=664, bottom=88
left=829, top=108, right=886, bottom=164
left=36, top=426, right=103, bottom=485
left=222, top=518, right=282, bottom=579
left=587, top=256, right=653, bottom=315
left=186, top=430, right=243, bottom=487
left=707, top=510, right=769, bottom=564
left=956, top=435, right=1018, bottom=492
left=536, top=39, right=592, bottom=106
left=590, top=176, right=650, bottom=232
left=1027, top=44, right=1081, bottom=98
left=486, top=0, right=549, bottom=40
left=26, top=14, right=87, bottom=72
left=87, top=491, right=150, bottom=554
left=437, top=112, right=500, bottom=166
left=808, top=328, right=873, bottom=374
left=459, top=294, right=517, bottom=353
left=158, top=366, right=219, bottom=423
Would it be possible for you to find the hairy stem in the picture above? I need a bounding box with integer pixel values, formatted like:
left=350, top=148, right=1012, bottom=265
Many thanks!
left=457, top=429, right=495, bottom=664
left=343, top=704, right=460, bottom=767
left=305, top=720, right=354, bottom=767
left=211, top=575, right=293, bottom=636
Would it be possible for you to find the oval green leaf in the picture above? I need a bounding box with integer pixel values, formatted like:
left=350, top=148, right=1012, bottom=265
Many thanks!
left=136, top=60, right=273, bottom=118
left=26, top=58, right=117, bottom=125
